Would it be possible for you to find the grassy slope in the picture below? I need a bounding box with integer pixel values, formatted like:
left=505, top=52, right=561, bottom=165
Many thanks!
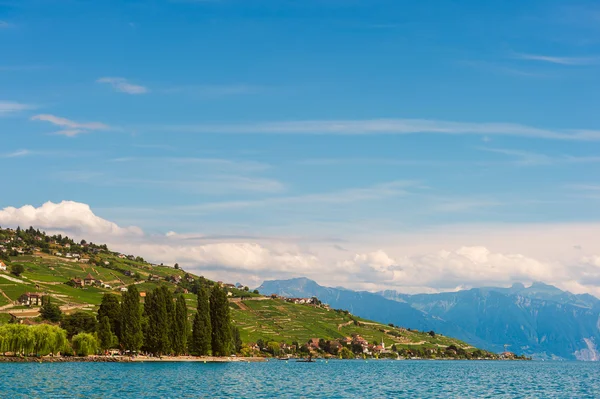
left=231, top=299, right=473, bottom=350
left=0, top=252, right=477, bottom=351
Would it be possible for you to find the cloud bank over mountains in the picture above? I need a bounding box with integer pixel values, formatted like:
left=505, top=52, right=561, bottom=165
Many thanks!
left=1, top=200, right=600, bottom=297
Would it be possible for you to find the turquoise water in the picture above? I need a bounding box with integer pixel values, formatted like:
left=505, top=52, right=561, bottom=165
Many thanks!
left=1, top=360, right=599, bottom=398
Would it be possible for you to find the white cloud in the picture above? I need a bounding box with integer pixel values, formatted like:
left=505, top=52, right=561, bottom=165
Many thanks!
left=0, top=101, right=34, bottom=115
left=515, top=53, right=599, bottom=65
left=0, top=21, right=11, bottom=29
left=31, top=114, right=109, bottom=137
left=339, top=246, right=562, bottom=291
left=4, top=200, right=600, bottom=297
left=0, top=201, right=143, bottom=237
left=151, top=118, right=600, bottom=141
left=97, top=77, right=148, bottom=94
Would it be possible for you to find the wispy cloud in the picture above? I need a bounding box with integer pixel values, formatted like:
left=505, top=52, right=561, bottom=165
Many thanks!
left=163, top=84, right=262, bottom=97
left=0, top=21, right=12, bottom=29
left=174, top=180, right=415, bottom=213
left=480, top=147, right=600, bottom=166
left=31, top=114, right=109, bottom=137
left=515, top=53, right=599, bottom=66
left=0, top=101, right=34, bottom=115
left=109, top=156, right=270, bottom=172
left=97, top=77, right=148, bottom=95
left=148, top=118, right=600, bottom=141
left=59, top=172, right=284, bottom=194
left=460, top=60, right=551, bottom=78
left=0, top=149, right=31, bottom=158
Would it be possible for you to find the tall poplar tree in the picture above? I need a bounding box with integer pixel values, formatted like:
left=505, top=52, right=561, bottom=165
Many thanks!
left=191, top=286, right=211, bottom=355
left=144, top=286, right=171, bottom=356
left=210, top=285, right=232, bottom=356
left=120, top=285, right=143, bottom=353
left=158, top=285, right=174, bottom=354
left=98, top=294, right=121, bottom=340
left=98, top=316, right=117, bottom=351
left=172, top=294, right=188, bottom=355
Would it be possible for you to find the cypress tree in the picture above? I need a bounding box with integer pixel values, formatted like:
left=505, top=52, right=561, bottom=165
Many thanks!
left=156, top=286, right=172, bottom=355
left=191, top=286, right=211, bottom=355
left=158, top=285, right=174, bottom=355
left=120, top=285, right=143, bottom=353
left=98, top=294, right=121, bottom=340
left=172, top=294, right=188, bottom=355
left=210, top=285, right=232, bottom=356
left=231, top=325, right=242, bottom=354
left=98, top=316, right=116, bottom=351
left=143, top=289, right=158, bottom=354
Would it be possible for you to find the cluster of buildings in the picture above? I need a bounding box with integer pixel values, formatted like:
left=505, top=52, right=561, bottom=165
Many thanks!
left=70, top=273, right=110, bottom=289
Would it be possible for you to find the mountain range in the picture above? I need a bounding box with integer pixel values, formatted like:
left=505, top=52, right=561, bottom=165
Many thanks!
left=257, top=278, right=600, bottom=360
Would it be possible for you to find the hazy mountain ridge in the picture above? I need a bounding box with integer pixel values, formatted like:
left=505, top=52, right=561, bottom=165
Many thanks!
left=258, top=278, right=600, bottom=360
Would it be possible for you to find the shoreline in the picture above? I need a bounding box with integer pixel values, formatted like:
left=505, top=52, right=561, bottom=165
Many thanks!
left=0, top=355, right=267, bottom=363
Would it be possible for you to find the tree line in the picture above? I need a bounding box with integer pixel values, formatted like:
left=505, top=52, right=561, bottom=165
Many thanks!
left=100, top=281, right=241, bottom=356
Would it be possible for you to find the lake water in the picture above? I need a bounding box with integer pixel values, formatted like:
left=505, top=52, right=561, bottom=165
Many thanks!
left=2, top=360, right=599, bottom=398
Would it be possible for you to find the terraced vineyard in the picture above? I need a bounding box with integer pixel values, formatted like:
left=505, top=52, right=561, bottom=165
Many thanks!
left=231, top=298, right=473, bottom=351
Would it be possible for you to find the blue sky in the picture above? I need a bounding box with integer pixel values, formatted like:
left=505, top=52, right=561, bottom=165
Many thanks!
left=1, top=0, right=600, bottom=292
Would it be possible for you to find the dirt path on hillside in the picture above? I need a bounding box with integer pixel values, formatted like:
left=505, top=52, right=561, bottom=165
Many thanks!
left=0, top=274, right=25, bottom=284
left=338, top=320, right=354, bottom=331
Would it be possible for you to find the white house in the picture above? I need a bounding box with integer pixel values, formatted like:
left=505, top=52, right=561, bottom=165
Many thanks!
left=0, top=261, right=6, bottom=271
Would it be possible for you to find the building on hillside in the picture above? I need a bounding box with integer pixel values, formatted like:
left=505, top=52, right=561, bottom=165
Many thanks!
left=118, top=254, right=127, bottom=259
left=80, top=258, right=90, bottom=263
left=70, top=278, right=85, bottom=288
left=148, top=274, right=160, bottom=282
left=223, top=283, right=236, bottom=289
left=18, top=292, right=43, bottom=306
left=104, top=261, right=110, bottom=265
left=84, top=273, right=96, bottom=286
left=0, top=261, right=6, bottom=271
left=120, top=287, right=128, bottom=292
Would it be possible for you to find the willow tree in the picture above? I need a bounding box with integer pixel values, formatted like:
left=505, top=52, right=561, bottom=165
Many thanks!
left=71, top=333, right=99, bottom=356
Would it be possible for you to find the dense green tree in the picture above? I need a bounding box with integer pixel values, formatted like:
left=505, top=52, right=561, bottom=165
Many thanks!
left=120, top=285, right=143, bottom=353
left=97, top=316, right=117, bottom=351
left=172, top=294, right=188, bottom=355
left=144, top=286, right=172, bottom=356
left=190, top=286, right=211, bottom=356
left=340, top=347, right=354, bottom=359
left=97, top=294, right=121, bottom=340
left=71, top=333, right=98, bottom=356
left=60, top=311, right=97, bottom=339
left=40, top=296, right=62, bottom=323
left=231, top=325, right=242, bottom=353
left=11, top=264, right=24, bottom=276
left=209, top=285, right=232, bottom=356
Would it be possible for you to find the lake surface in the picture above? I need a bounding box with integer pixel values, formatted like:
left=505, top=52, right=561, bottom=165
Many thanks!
left=2, top=360, right=599, bottom=398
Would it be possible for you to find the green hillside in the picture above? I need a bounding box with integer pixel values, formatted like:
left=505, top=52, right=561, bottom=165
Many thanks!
left=231, top=298, right=475, bottom=352
left=0, top=227, right=497, bottom=358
